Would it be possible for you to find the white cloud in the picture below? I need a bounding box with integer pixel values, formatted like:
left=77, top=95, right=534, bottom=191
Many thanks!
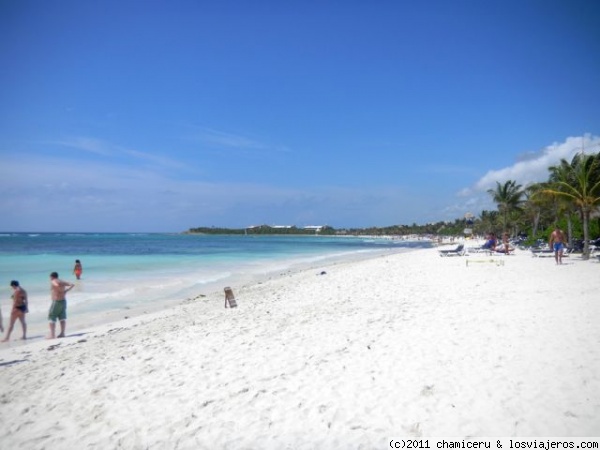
left=3, top=133, right=597, bottom=231
left=449, top=134, right=600, bottom=219
left=472, top=134, right=599, bottom=193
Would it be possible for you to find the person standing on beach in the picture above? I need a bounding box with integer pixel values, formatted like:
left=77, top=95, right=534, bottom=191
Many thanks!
left=502, top=232, right=510, bottom=255
left=73, top=259, right=83, bottom=280
left=1, top=280, right=28, bottom=342
left=549, top=226, right=566, bottom=265
left=48, top=272, right=74, bottom=339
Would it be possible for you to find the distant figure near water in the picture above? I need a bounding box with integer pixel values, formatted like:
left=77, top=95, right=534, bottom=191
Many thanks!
left=48, top=272, right=74, bottom=339
left=1, top=280, right=28, bottom=342
left=73, top=259, right=83, bottom=280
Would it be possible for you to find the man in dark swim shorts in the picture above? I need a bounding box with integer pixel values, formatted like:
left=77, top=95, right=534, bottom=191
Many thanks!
left=48, top=272, right=74, bottom=339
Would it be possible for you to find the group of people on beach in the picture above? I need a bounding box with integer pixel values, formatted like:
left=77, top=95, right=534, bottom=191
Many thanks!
left=478, top=226, right=568, bottom=264
left=481, top=227, right=567, bottom=264
left=1, top=260, right=82, bottom=342
left=481, top=232, right=513, bottom=254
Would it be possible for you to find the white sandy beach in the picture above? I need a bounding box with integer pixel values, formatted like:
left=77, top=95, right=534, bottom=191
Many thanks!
left=1, top=245, right=599, bottom=448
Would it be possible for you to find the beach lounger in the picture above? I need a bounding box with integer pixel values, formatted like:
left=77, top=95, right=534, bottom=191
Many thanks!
left=467, top=247, right=493, bottom=255
left=492, top=245, right=515, bottom=255
left=438, top=244, right=465, bottom=257
left=531, top=248, right=554, bottom=258
left=224, top=287, right=237, bottom=308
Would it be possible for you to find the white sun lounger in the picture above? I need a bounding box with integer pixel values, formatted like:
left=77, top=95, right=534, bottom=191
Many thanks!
left=438, top=244, right=465, bottom=257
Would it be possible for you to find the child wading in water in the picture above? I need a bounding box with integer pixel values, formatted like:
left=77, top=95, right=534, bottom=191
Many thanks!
left=73, top=259, right=83, bottom=280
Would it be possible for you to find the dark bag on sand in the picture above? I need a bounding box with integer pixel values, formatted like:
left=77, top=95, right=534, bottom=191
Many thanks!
left=224, top=287, right=237, bottom=308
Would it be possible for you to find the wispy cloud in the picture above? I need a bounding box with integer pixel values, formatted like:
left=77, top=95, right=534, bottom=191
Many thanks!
left=3, top=134, right=597, bottom=231
left=51, top=136, right=188, bottom=171
left=189, top=127, right=292, bottom=154
left=0, top=153, right=426, bottom=231
left=53, top=136, right=115, bottom=156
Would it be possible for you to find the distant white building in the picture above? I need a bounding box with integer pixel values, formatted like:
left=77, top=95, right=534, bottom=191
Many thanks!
left=246, top=224, right=326, bottom=232
left=303, top=225, right=325, bottom=232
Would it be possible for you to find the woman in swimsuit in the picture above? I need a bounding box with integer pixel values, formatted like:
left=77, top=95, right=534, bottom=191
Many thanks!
left=1, top=280, right=28, bottom=342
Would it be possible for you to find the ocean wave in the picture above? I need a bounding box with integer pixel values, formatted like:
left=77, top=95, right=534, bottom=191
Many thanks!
left=194, top=272, right=232, bottom=285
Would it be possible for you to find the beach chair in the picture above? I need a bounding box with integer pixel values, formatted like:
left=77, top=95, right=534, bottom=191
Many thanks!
left=224, top=287, right=237, bottom=308
left=438, top=244, right=465, bottom=257
left=531, top=248, right=554, bottom=258
left=466, top=246, right=493, bottom=256
left=492, top=244, right=515, bottom=255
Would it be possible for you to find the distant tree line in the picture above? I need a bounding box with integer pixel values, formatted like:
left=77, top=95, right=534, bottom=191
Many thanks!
left=187, top=221, right=484, bottom=238
left=187, top=152, right=600, bottom=259
left=187, top=225, right=337, bottom=235
left=187, top=221, right=503, bottom=238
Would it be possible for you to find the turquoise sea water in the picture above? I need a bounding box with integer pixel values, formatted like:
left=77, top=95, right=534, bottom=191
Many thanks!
left=0, top=233, right=432, bottom=332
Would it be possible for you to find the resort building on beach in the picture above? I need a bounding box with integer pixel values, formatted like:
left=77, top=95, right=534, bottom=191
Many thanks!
left=246, top=225, right=327, bottom=232
left=302, top=225, right=325, bottom=232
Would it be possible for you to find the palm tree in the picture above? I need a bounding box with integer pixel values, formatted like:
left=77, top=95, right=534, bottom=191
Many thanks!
left=539, top=153, right=600, bottom=259
left=522, top=183, right=553, bottom=239
left=487, top=180, right=525, bottom=233
left=549, top=159, right=582, bottom=245
left=477, top=210, right=500, bottom=235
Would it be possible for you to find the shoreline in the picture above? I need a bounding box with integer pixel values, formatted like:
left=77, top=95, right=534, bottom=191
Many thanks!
left=0, top=245, right=419, bottom=349
left=1, top=246, right=598, bottom=446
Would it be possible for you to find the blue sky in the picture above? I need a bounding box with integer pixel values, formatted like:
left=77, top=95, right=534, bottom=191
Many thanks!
left=1, top=0, right=599, bottom=232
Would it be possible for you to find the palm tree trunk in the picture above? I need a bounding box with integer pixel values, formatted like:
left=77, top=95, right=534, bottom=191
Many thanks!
left=566, top=214, right=573, bottom=249
left=582, top=209, right=590, bottom=260
left=533, top=211, right=540, bottom=237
